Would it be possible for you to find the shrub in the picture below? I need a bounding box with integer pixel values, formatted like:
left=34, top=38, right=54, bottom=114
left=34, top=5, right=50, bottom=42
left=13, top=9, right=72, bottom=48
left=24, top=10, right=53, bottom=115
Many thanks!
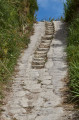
left=64, top=0, right=79, bottom=22
left=0, top=0, right=38, bottom=100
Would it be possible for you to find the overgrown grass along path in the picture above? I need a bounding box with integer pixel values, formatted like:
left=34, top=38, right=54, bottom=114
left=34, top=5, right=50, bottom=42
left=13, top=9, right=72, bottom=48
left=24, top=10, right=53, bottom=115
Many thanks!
left=67, top=15, right=79, bottom=103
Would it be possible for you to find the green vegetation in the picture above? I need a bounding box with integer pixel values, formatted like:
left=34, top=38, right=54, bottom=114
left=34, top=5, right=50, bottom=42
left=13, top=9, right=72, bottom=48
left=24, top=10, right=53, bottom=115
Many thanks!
left=64, top=0, right=79, bottom=22
left=64, top=0, right=79, bottom=102
left=0, top=0, right=38, bottom=100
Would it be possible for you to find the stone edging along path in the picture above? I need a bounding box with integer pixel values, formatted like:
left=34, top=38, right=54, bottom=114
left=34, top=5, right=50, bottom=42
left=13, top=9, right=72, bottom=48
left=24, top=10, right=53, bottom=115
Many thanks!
left=0, top=21, right=73, bottom=120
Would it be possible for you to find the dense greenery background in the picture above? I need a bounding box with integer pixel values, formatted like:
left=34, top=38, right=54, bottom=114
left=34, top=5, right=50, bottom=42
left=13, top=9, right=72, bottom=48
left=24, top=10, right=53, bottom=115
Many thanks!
left=64, top=0, right=79, bottom=103
left=0, top=0, right=38, bottom=100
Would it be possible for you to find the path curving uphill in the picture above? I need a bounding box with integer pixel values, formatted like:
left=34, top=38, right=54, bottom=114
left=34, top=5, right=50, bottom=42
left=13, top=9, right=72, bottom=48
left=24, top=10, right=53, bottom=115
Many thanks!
left=0, top=21, right=72, bottom=120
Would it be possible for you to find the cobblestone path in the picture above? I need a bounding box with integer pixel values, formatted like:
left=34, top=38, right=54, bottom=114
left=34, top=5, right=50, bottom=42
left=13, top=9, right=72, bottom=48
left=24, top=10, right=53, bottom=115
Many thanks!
left=0, top=21, right=69, bottom=120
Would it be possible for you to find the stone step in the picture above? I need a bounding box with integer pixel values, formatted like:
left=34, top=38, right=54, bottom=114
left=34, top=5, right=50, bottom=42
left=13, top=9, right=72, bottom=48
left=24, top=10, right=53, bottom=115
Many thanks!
left=41, top=39, right=52, bottom=43
left=46, top=29, right=55, bottom=32
left=48, top=22, right=54, bottom=25
left=45, top=23, right=53, bottom=26
left=45, top=25, right=53, bottom=28
left=40, top=42, right=50, bottom=45
left=45, top=30, right=54, bottom=33
left=46, top=28, right=54, bottom=31
left=39, top=43, right=50, bottom=48
left=37, top=47, right=49, bottom=52
left=45, top=31, right=54, bottom=34
left=46, top=26, right=54, bottom=28
left=32, top=64, right=44, bottom=69
left=33, top=57, right=46, bottom=61
left=42, top=35, right=53, bottom=40
left=34, top=50, right=47, bottom=54
left=45, top=26, right=54, bottom=29
left=32, top=60, right=45, bottom=65
left=46, top=25, right=54, bottom=27
left=34, top=51, right=47, bottom=56
left=45, top=21, right=51, bottom=22
left=46, top=29, right=54, bottom=32
left=34, top=54, right=47, bottom=58
left=45, top=32, right=53, bottom=35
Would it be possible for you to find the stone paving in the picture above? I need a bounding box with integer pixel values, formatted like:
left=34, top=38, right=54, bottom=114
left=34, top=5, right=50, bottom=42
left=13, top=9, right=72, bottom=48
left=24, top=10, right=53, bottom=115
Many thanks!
left=0, top=21, right=69, bottom=120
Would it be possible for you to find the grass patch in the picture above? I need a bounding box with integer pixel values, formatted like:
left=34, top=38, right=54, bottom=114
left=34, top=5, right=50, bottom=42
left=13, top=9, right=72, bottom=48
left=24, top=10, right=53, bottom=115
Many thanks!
left=67, top=15, right=79, bottom=103
left=64, top=0, right=79, bottom=22
left=0, top=0, right=38, bottom=103
left=0, top=30, right=30, bottom=101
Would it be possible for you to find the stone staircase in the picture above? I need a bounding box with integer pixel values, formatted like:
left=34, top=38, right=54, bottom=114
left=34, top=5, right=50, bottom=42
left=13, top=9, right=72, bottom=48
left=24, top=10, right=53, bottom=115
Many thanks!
left=32, top=21, right=55, bottom=69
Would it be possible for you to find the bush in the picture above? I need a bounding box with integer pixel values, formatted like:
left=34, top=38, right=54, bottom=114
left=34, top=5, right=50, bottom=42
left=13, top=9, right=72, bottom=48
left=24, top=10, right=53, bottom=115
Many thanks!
left=67, top=15, right=79, bottom=102
left=64, top=0, right=79, bottom=22
left=64, top=0, right=79, bottom=102
left=0, top=0, right=38, bottom=100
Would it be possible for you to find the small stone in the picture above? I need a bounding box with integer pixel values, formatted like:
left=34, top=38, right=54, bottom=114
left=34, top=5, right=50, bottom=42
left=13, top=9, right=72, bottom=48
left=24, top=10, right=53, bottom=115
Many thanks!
left=41, top=80, right=51, bottom=85
left=19, top=97, right=28, bottom=108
